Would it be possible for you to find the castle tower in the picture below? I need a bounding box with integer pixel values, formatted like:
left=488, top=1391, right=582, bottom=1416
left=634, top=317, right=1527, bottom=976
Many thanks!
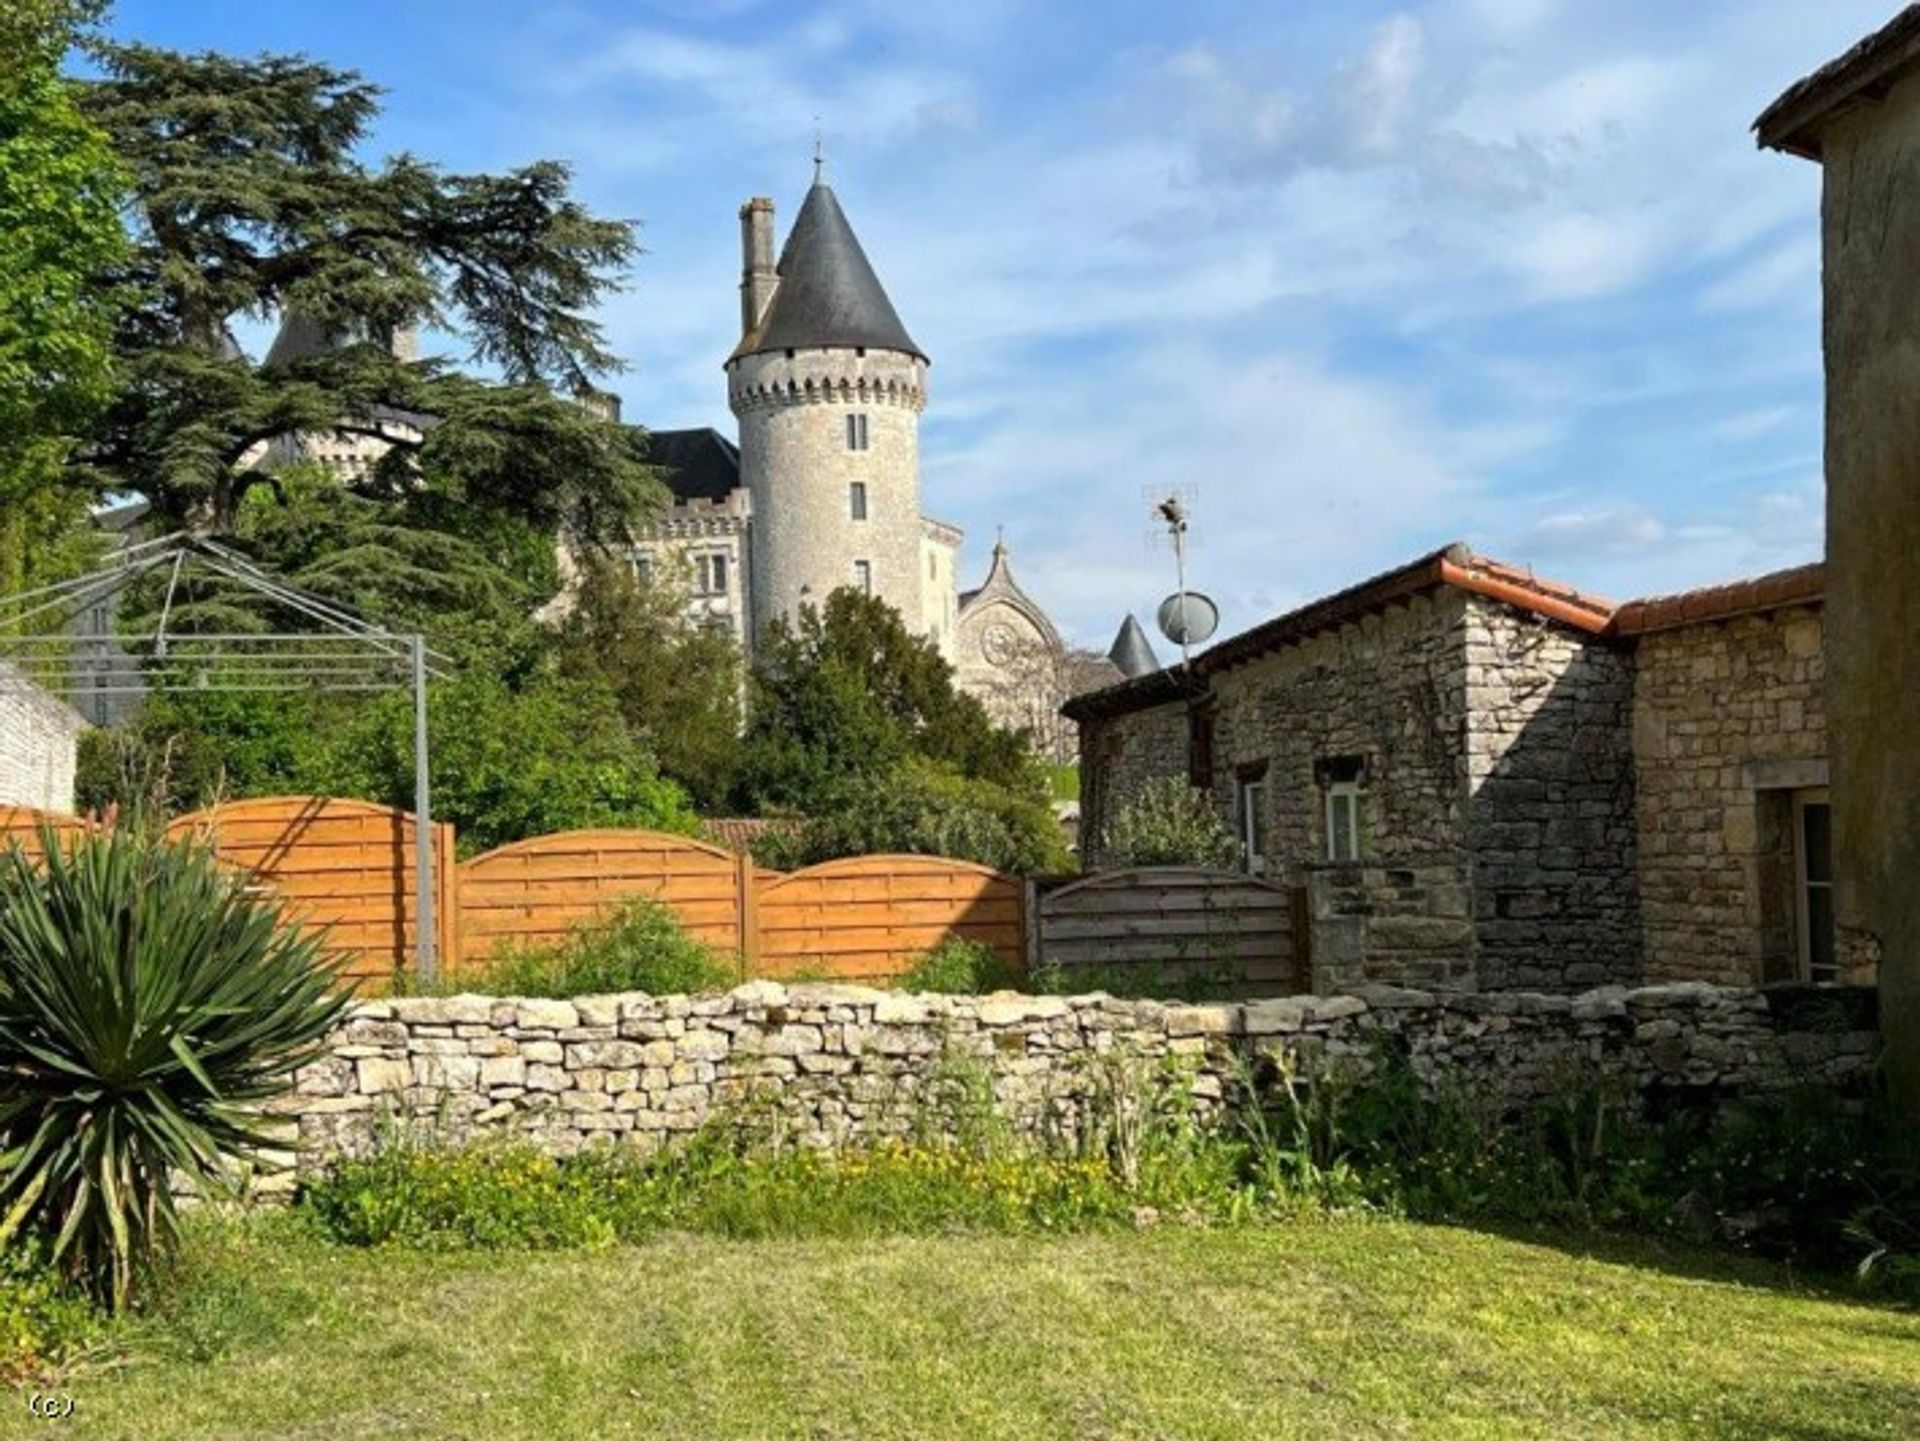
left=726, top=175, right=930, bottom=648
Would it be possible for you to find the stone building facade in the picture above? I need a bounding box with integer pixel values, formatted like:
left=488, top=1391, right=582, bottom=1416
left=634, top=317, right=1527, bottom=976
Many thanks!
left=1068, top=545, right=1834, bottom=994
left=1616, top=566, right=1831, bottom=986
left=0, top=664, right=87, bottom=812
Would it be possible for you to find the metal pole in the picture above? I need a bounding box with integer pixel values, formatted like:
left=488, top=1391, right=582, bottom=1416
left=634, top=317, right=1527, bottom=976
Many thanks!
left=1170, top=501, right=1192, bottom=673
left=412, top=634, right=436, bottom=987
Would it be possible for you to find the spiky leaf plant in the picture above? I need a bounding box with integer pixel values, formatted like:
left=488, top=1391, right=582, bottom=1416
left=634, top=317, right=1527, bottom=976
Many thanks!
left=0, top=826, right=349, bottom=1309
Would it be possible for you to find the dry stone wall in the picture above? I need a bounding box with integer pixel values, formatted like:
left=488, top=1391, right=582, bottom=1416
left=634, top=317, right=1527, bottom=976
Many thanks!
left=269, top=980, right=1879, bottom=1184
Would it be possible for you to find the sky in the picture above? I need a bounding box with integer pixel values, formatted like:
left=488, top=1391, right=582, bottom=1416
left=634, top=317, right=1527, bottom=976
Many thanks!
left=110, top=0, right=1889, bottom=650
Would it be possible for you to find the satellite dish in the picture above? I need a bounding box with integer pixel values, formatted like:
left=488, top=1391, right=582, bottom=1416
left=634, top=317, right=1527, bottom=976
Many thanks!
left=1157, top=591, right=1219, bottom=647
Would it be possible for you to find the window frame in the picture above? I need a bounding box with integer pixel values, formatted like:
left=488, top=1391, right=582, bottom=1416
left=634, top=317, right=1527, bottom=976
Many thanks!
left=845, top=412, right=870, bottom=451
left=1325, top=779, right=1363, bottom=863
left=696, top=552, right=729, bottom=597
left=1236, top=765, right=1270, bottom=875
left=852, top=559, right=873, bottom=594
left=850, top=481, right=868, bottom=521
left=1793, top=787, right=1835, bottom=982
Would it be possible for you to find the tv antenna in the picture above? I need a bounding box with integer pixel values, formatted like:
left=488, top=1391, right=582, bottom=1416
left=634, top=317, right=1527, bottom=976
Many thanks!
left=1146, top=489, right=1218, bottom=672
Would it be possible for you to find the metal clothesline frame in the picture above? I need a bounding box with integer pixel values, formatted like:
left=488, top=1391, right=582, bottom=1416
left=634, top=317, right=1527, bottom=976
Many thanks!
left=0, top=531, right=456, bottom=983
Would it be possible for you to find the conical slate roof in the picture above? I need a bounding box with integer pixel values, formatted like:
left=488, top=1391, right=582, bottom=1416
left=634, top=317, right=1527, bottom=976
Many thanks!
left=1107, top=614, right=1161, bottom=679
left=738, top=180, right=924, bottom=362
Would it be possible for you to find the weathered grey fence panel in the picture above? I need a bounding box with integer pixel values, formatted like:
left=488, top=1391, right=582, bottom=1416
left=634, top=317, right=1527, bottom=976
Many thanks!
left=1037, top=866, right=1300, bottom=994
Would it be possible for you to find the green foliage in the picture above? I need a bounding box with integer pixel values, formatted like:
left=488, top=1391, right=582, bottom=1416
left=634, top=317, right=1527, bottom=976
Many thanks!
left=898, top=937, right=1022, bottom=995
left=1027, top=957, right=1244, bottom=1003
left=0, top=1244, right=106, bottom=1384
left=75, top=44, right=654, bottom=537
left=0, top=1, right=126, bottom=594
left=335, top=671, right=699, bottom=856
left=740, top=589, right=1040, bottom=812
left=0, top=827, right=350, bottom=1309
left=76, top=670, right=700, bottom=856
left=451, top=896, right=736, bottom=1000
left=1044, top=763, right=1080, bottom=802
left=1099, top=775, right=1243, bottom=869
left=756, top=760, right=1069, bottom=874
left=553, top=556, right=745, bottom=809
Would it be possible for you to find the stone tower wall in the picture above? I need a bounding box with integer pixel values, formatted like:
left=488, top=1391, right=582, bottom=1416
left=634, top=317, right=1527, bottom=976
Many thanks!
left=728, top=346, right=929, bottom=645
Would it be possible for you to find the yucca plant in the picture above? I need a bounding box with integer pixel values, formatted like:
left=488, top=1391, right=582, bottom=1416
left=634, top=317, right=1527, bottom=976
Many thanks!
left=0, top=825, right=349, bottom=1309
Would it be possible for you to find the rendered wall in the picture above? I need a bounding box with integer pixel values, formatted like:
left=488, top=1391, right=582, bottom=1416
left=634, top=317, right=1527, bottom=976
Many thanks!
left=1814, top=69, right=1920, bottom=1109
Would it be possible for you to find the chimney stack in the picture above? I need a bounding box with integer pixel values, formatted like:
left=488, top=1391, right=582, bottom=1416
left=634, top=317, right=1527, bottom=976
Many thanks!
left=739, top=197, right=777, bottom=336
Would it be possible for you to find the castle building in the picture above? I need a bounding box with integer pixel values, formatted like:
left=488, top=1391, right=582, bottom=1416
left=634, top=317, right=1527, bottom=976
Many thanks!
left=245, top=169, right=1081, bottom=751
left=624, top=171, right=1075, bottom=746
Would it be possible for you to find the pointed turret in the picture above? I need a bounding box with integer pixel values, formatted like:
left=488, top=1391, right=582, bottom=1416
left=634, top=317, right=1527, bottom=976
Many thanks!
left=1107, top=614, right=1161, bottom=678
left=732, top=179, right=924, bottom=362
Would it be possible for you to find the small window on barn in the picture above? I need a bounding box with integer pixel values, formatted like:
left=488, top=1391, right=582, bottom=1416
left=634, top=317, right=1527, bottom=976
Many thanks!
left=1236, top=764, right=1270, bottom=874
left=1794, top=788, right=1835, bottom=982
left=1187, top=702, right=1216, bottom=788
left=1319, top=756, right=1366, bottom=863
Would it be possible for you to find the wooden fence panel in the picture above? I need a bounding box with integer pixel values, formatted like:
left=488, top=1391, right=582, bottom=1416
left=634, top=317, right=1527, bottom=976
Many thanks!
left=0, top=806, right=97, bottom=860
left=457, top=829, right=746, bottom=966
left=167, top=797, right=456, bottom=988
left=1038, top=866, right=1299, bottom=994
left=755, top=855, right=1025, bottom=986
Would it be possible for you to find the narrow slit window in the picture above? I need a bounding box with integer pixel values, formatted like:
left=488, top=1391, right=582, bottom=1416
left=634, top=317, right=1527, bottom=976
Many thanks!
left=846, top=412, right=870, bottom=451
left=1795, top=789, right=1836, bottom=982
left=850, top=481, right=868, bottom=520
left=853, top=559, right=873, bottom=594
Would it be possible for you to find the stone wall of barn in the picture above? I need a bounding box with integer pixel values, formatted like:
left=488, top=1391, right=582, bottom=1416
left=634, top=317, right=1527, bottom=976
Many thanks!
left=1632, top=604, right=1829, bottom=986
left=1464, top=600, right=1640, bottom=991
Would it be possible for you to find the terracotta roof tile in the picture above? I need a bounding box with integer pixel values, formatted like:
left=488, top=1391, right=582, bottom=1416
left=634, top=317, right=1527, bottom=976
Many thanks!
left=1608, top=562, right=1824, bottom=637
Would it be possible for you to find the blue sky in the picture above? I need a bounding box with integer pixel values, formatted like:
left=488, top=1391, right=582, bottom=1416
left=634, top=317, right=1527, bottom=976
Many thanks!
left=110, top=0, right=1884, bottom=648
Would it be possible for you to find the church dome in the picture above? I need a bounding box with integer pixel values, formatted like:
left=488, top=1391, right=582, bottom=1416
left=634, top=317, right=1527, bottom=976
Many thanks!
left=733, top=180, right=925, bottom=363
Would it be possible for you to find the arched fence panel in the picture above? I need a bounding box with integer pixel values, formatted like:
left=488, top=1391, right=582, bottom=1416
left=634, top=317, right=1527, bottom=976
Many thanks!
left=0, top=805, right=99, bottom=860
left=167, top=796, right=456, bottom=988
left=1037, top=866, right=1301, bottom=995
left=755, top=855, right=1026, bottom=986
left=457, top=829, right=749, bottom=967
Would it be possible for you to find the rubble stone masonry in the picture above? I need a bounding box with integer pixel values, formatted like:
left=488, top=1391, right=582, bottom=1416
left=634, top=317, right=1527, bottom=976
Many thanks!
left=267, top=980, right=1879, bottom=1185
left=1632, top=604, right=1827, bottom=985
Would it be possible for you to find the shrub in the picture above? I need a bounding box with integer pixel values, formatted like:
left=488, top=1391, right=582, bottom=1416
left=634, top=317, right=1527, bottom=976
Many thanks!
left=757, top=761, right=1069, bottom=874
left=454, top=895, right=736, bottom=999
left=0, top=827, right=349, bottom=1309
left=0, top=1247, right=106, bottom=1384
left=1098, top=776, right=1242, bottom=869
left=898, top=937, right=1022, bottom=994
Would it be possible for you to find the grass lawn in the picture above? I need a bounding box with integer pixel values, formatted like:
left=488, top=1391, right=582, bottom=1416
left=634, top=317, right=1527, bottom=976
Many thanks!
left=14, top=1217, right=1918, bottom=1441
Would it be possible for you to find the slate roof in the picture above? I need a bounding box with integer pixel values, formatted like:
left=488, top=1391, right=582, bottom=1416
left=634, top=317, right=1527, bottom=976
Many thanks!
left=1107, top=614, right=1161, bottom=679
left=734, top=181, right=924, bottom=362
left=1756, top=5, right=1920, bottom=159
left=638, top=428, right=742, bottom=504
